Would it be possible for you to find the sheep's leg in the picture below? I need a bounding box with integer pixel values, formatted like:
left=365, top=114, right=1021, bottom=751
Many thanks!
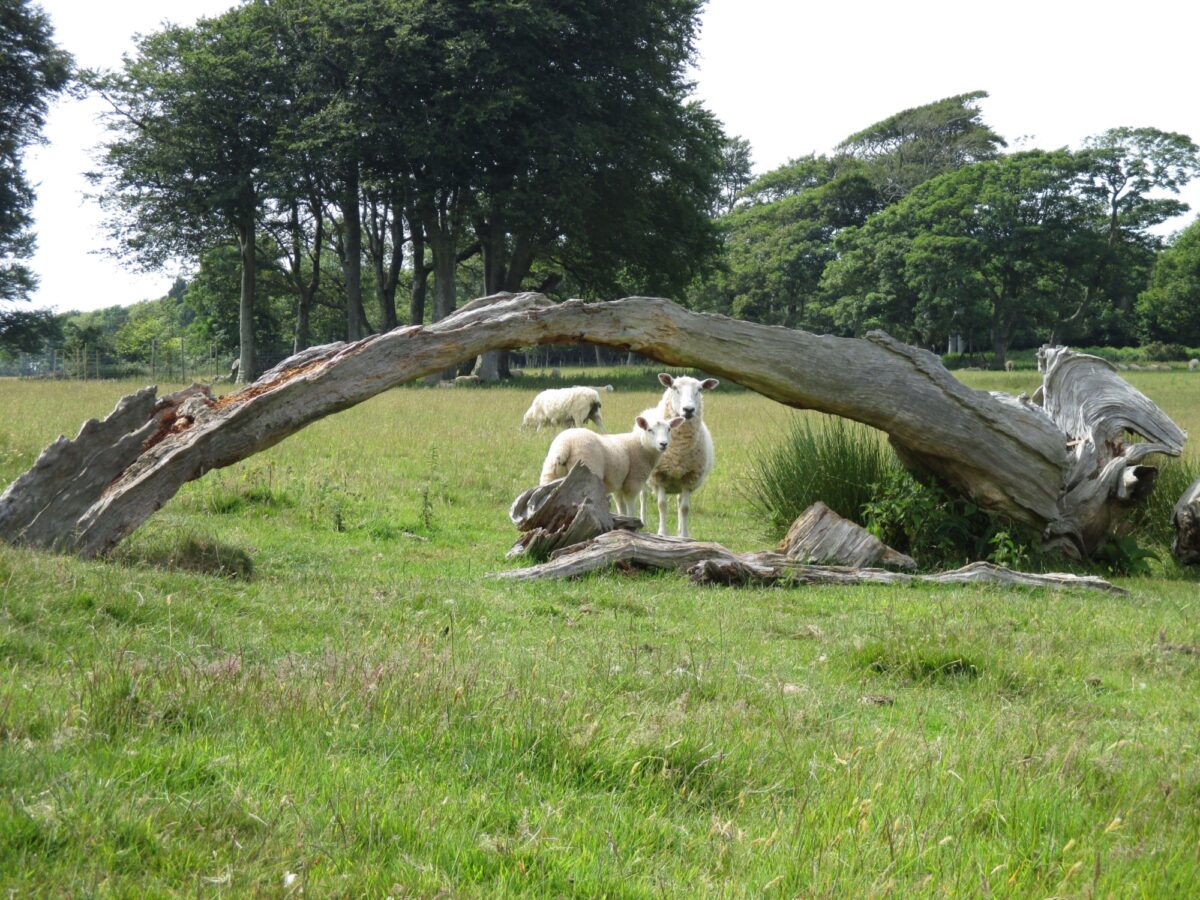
left=656, top=486, right=669, bottom=537
left=678, top=489, right=691, bottom=538
left=638, top=490, right=647, bottom=527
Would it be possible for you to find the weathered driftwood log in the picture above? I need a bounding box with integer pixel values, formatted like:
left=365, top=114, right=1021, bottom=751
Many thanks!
left=778, top=501, right=916, bottom=569
left=491, top=531, right=1124, bottom=594
left=506, top=463, right=639, bottom=560
left=0, top=292, right=1185, bottom=558
left=1172, top=476, right=1200, bottom=565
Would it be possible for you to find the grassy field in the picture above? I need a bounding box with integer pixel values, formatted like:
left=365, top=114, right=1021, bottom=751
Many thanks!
left=2, top=370, right=1199, bottom=896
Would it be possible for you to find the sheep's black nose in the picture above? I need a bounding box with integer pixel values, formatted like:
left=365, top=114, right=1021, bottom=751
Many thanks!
left=658, top=441, right=668, bottom=450
left=682, top=406, right=695, bottom=418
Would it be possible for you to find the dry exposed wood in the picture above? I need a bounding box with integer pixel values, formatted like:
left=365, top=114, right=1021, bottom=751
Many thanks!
left=1172, top=476, right=1200, bottom=566
left=506, top=463, right=639, bottom=560
left=491, top=531, right=1125, bottom=594
left=0, top=292, right=1186, bottom=559
left=778, top=501, right=915, bottom=569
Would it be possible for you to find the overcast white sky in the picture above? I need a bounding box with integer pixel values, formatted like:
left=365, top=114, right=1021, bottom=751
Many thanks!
left=24, top=0, right=1200, bottom=313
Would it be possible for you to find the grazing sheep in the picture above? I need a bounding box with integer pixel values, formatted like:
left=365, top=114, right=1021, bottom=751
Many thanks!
left=522, top=386, right=605, bottom=432
left=642, top=373, right=718, bottom=538
left=454, top=374, right=482, bottom=386
left=1004, top=360, right=1015, bottom=372
left=1190, top=358, right=1199, bottom=372
left=540, top=414, right=684, bottom=516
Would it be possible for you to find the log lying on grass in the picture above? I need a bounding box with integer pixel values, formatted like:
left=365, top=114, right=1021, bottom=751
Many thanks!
left=0, top=292, right=1186, bottom=559
left=1173, top=476, right=1200, bottom=566
left=491, top=531, right=1125, bottom=594
left=778, top=501, right=916, bottom=569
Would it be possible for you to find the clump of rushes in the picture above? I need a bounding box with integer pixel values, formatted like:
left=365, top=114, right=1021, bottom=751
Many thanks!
left=746, top=414, right=900, bottom=528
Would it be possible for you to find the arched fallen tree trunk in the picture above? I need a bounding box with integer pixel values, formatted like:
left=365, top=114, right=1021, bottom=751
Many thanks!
left=0, top=292, right=1186, bottom=559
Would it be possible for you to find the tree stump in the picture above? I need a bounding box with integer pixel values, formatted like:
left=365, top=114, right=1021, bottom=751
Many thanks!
left=507, top=463, right=639, bottom=560
left=1172, top=476, right=1200, bottom=565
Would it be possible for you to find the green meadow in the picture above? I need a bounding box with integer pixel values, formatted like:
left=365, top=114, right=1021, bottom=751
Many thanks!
left=1, top=371, right=1199, bottom=896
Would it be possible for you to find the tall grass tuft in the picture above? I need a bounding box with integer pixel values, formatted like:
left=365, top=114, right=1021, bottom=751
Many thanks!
left=1123, top=454, right=1200, bottom=549
left=746, top=414, right=900, bottom=530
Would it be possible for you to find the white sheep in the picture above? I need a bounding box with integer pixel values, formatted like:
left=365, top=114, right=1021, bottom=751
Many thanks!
left=521, top=386, right=605, bottom=432
left=641, top=373, right=718, bottom=538
left=1190, top=358, right=1199, bottom=372
left=540, top=414, right=684, bottom=516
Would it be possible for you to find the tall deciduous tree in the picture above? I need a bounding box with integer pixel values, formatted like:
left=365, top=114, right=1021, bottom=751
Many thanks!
left=837, top=91, right=1006, bottom=202
left=370, top=0, right=725, bottom=380
left=822, top=150, right=1099, bottom=366
left=1057, top=127, right=1200, bottom=344
left=0, top=0, right=71, bottom=351
left=697, top=155, right=882, bottom=327
left=1138, top=216, right=1200, bottom=345
left=88, top=3, right=288, bottom=381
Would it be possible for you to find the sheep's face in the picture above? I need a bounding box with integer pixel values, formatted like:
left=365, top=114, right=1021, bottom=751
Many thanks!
left=635, top=415, right=685, bottom=452
left=657, top=374, right=719, bottom=420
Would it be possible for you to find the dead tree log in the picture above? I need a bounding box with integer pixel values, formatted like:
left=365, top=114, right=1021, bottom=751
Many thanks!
left=1173, top=476, right=1200, bottom=566
left=0, top=292, right=1185, bottom=558
left=490, top=531, right=1124, bottom=594
left=778, top=501, right=916, bottom=569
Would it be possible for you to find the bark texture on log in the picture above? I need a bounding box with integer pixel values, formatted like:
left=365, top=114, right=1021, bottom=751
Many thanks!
left=490, top=531, right=1124, bottom=594
left=0, top=292, right=1185, bottom=559
left=1037, top=347, right=1186, bottom=555
left=778, top=501, right=916, bottom=569
left=1172, top=476, right=1200, bottom=566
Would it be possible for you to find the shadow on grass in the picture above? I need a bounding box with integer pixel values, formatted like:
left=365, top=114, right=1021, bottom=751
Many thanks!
left=116, top=534, right=254, bottom=580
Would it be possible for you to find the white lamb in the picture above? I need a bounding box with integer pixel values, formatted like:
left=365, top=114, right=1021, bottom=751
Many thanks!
left=521, top=386, right=605, bottom=432
left=641, top=373, right=718, bottom=538
left=540, top=414, right=684, bottom=516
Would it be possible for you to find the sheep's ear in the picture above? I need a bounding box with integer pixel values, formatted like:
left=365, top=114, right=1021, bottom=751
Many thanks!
left=701, top=378, right=719, bottom=390
left=669, top=416, right=685, bottom=429
left=658, top=373, right=674, bottom=387
left=635, top=416, right=649, bottom=430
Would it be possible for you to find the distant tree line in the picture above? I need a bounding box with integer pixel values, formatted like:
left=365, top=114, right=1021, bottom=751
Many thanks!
left=4, top=4, right=1200, bottom=376
left=690, top=93, right=1200, bottom=367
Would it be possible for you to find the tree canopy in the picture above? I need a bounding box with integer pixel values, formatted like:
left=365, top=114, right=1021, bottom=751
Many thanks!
left=0, top=0, right=71, bottom=351
left=1138, top=216, right=1200, bottom=346
left=83, top=0, right=728, bottom=379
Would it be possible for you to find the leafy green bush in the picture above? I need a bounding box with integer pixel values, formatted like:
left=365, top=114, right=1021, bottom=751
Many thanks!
left=1141, top=341, right=1191, bottom=362
left=745, top=415, right=900, bottom=528
left=862, top=469, right=1043, bottom=570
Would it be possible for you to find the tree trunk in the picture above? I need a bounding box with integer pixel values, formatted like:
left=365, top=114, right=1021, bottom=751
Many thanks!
left=425, top=216, right=460, bottom=381
left=289, top=205, right=321, bottom=355
left=366, top=191, right=402, bottom=333
left=235, top=221, right=257, bottom=384
left=472, top=222, right=533, bottom=382
left=0, top=293, right=1185, bottom=560
left=340, top=168, right=370, bottom=341
left=409, top=221, right=429, bottom=326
